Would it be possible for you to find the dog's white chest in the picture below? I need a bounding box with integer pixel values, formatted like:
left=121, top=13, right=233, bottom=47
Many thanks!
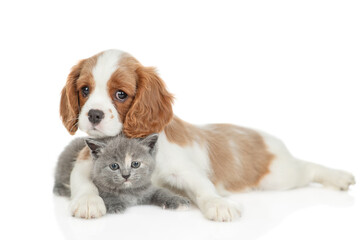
left=151, top=132, right=211, bottom=189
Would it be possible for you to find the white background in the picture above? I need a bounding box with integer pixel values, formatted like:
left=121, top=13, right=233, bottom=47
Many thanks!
left=0, top=0, right=363, bottom=239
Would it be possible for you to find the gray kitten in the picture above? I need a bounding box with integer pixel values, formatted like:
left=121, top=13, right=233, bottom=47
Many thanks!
left=54, top=134, right=190, bottom=213
left=53, top=137, right=86, bottom=197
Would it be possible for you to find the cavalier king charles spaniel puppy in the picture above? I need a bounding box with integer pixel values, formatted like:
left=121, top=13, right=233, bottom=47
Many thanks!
left=60, top=49, right=355, bottom=221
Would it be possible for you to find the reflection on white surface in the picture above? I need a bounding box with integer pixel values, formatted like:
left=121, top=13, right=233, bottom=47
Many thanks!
left=53, top=187, right=356, bottom=240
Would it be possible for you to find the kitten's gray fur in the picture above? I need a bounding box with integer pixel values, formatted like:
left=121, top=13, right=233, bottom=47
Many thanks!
left=53, top=134, right=190, bottom=213
left=53, top=138, right=86, bottom=197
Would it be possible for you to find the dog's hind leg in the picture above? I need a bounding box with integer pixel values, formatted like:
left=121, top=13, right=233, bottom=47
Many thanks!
left=257, top=131, right=355, bottom=191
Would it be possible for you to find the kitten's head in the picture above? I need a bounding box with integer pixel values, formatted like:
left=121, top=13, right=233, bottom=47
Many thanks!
left=85, top=134, right=158, bottom=192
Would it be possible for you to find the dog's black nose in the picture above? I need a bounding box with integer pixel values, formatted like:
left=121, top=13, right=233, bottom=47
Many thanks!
left=88, top=109, right=104, bottom=125
left=122, top=174, right=131, bottom=180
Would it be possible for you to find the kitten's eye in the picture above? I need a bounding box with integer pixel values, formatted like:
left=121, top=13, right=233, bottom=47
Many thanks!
left=131, top=161, right=140, bottom=168
left=115, top=90, right=128, bottom=102
left=109, top=163, right=120, bottom=170
left=81, top=86, right=90, bottom=97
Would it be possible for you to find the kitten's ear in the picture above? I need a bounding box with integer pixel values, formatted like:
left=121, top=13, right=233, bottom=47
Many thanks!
left=140, top=134, right=159, bottom=152
left=85, top=139, right=106, bottom=158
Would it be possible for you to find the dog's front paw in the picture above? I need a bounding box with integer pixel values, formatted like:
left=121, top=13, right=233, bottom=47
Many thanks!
left=201, top=198, right=242, bottom=222
left=70, top=194, right=106, bottom=219
left=162, top=196, right=190, bottom=210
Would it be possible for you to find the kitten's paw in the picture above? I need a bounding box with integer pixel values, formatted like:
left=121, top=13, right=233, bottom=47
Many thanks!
left=176, top=200, right=190, bottom=211
left=106, top=204, right=126, bottom=214
left=70, top=194, right=106, bottom=219
left=323, top=170, right=356, bottom=191
left=162, top=196, right=190, bottom=210
left=53, top=183, right=70, bottom=197
left=201, top=198, right=242, bottom=222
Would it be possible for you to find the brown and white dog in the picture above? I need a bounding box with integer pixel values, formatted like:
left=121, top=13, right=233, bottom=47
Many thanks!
left=60, top=49, right=355, bottom=221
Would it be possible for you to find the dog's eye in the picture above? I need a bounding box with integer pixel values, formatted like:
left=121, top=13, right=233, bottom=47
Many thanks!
left=81, top=86, right=89, bottom=97
left=109, top=163, right=120, bottom=170
left=115, top=90, right=128, bottom=102
left=131, top=161, right=140, bottom=168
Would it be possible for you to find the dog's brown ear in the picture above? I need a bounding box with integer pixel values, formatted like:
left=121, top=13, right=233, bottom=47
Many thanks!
left=60, top=60, right=85, bottom=135
left=123, top=66, right=174, bottom=138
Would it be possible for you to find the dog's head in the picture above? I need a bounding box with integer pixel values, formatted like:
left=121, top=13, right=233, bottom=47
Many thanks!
left=60, top=50, right=174, bottom=138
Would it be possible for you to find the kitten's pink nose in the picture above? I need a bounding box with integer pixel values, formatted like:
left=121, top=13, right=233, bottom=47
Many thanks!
left=122, top=174, right=130, bottom=180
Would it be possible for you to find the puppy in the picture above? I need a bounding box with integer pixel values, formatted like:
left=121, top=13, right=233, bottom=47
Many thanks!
left=60, top=49, right=355, bottom=221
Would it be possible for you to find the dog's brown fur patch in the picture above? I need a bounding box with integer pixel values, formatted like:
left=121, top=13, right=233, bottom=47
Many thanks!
left=164, top=117, right=275, bottom=191
left=60, top=54, right=99, bottom=135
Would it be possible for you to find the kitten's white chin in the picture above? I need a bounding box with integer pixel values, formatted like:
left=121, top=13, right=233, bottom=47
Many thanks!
left=123, top=182, right=132, bottom=188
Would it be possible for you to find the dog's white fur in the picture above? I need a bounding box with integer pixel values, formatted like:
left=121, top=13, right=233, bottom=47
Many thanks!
left=78, top=51, right=124, bottom=137
left=67, top=50, right=355, bottom=221
left=70, top=158, right=106, bottom=218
